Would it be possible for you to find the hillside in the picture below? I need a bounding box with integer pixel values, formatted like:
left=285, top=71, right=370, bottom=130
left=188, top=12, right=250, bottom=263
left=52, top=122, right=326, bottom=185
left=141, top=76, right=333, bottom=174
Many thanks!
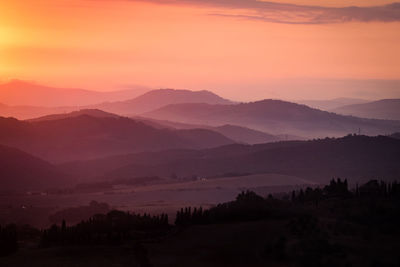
left=0, top=112, right=234, bottom=162
left=61, top=135, right=400, bottom=184
left=133, top=117, right=284, bottom=144
left=28, top=109, right=120, bottom=122
left=332, top=99, right=400, bottom=120
left=211, top=125, right=281, bottom=144
left=0, top=144, right=67, bottom=191
left=94, top=89, right=233, bottom=115
left=143, top=100, right=400, bottom=138
left=297, top=97, right=368, bottom=110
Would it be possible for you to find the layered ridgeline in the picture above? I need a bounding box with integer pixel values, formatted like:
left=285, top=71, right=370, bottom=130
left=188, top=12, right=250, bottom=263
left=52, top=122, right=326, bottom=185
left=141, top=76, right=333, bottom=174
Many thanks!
left=143, top=100, right=400, bottom=138
left=61, top=135, right=400, bottom=185
left=133, top=117, right=284, bottom=144
left=0, top=103, right=78, bottom=121
left=93, top=88, right=233, bottom=115
left=0, top=85, right=233, bottom=120
left=0, top=110, right=234, bottom=162
left=297, top=97, right=368, bottom=111
left=332, top=99, right=400, bottom=120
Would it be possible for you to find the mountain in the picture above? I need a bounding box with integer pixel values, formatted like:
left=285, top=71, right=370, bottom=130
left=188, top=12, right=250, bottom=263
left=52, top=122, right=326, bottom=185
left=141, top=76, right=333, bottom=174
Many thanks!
left=297, top=98, right=369, bottom=110
left=28, top=109, right=120, bottom=122
left=0, top=102, right=78, bottom=120
left=0, top=80, right=147, bottom=107
left=0, top=111, right=234, bottom=162
left=143, top=100, right=400, bottom=138
left=132, top=117, right=285, bottom=144
left=332, top=99, right=400, bottom=120
left=93, top=89, right=233, bottom=115
left=0, top=144, right=67, bottom=191
left=209, top=125, right=282, bottom=144
left=60, top=135, right=400, bottom=184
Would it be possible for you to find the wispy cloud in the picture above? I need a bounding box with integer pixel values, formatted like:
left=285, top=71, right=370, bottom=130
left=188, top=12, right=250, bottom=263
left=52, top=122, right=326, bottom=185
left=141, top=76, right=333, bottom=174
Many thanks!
left=135, top=0, right=400, bottom=24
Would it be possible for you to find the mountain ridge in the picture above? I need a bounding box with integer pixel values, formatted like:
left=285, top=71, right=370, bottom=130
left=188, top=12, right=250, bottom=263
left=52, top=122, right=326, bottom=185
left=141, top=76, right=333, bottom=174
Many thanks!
left=143, top=99, right=400, bottom=138
left=332, top=99, right=400, bottom=120
left=0, top=112, right=235, bottom=163
left=93, top=88, right=234, bottom=115
left=60, top=135, right=400, bottom=184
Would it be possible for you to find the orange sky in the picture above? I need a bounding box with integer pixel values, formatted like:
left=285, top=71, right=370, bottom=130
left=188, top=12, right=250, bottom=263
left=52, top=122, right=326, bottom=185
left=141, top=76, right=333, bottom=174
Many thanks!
left=1, top=0, right=400, bottom=101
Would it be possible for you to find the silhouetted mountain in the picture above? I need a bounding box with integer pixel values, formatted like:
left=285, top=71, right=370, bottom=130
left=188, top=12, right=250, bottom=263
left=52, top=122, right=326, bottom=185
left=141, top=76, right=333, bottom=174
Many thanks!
left=94, top=89, right=233, bottom=115
left=133, top=117, right=284, bottom=144
left=28, top=109, right=120, bottom=122
left=0, top=112, right=234, bottom=162
left=61, top=135, right=400, bottom=184
left=0, top=80, right=147, bottom=107
left=0, top=144, right=66, bottom=191
left=143, top=100, right=400, bottom=138
left=298, top=97, right=368, bottom=110
left=332, top=99, right=400, bottom=120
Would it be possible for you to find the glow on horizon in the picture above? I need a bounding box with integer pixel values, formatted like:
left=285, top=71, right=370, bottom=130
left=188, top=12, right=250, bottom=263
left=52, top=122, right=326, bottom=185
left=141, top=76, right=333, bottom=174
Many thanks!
left=0, top=0, right=400, bottom=101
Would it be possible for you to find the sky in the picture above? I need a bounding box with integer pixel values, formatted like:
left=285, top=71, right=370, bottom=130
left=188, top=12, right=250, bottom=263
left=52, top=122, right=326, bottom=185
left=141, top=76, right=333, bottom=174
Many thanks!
left=0, top=0, right=400, bottom=101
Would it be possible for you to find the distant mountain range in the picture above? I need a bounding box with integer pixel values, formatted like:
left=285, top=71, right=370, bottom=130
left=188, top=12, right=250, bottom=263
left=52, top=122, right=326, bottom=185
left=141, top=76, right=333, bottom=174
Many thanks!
left=133, top=117, right=285, bottom=144
left=92, top=88, right=233, bottom=115
left=297, top=98, right=369, bottom=110
left=28, top=109, right=121, bottom=122
left=143, top=100, right=400, bottom=138
left=0, top=80, right=147, bottom=107
left=0, top=102, right=76, bottom=120
left=0, top=84, right=234, bottom=119
left=332, top=99, right=400, bottom=120
left=30, top=110, right=284, bottom=145
left=60, top=135, right=400, bottom=185
left=0, top=110, right=234, bottom=162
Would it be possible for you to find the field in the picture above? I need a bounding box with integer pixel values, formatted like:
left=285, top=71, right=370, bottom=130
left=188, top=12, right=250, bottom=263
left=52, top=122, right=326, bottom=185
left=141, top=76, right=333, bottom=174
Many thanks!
left=0, top=173, right=313, bottom=228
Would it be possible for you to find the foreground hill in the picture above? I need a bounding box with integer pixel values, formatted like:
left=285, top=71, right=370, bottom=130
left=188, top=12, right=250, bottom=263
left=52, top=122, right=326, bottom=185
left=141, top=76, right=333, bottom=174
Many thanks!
left=62, top=135, right=400, bottom=184
left=332, top=99, right=400, bottom=120
left=0, top=111, right=234, bottom=162
left=0, top=145, right=66, bottom=191
left=0, top=80, right=147, bottom=107
left=94, top=89, right=233, bottom=115
left=390, top=132, right=400, bottom=139
left=143, top=100, right=400, bottom=138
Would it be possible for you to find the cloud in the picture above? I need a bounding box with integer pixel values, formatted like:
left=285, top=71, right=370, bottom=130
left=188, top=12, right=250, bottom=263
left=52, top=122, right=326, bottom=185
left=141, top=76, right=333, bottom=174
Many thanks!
left=135, top=0, right=400, bottom=24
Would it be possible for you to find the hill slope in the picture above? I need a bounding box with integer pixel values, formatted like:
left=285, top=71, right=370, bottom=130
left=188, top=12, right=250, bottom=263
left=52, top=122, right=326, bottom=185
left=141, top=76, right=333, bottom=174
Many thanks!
left=94, top=89, right=233, bottom=115
left=133, top=117, right=284, bottom=144
left=0, top=145, right=67, bottom=191
left=0, top=111, right=234, bottom=162
left=61, top=135, right=400, bottom=184
left=298, top=97, right=368, bottom=110
left=28, top=109, right=120, bottom=122
left=332, top=99, right=400, bottom=120
left=143, top=100, right=400, bottom=138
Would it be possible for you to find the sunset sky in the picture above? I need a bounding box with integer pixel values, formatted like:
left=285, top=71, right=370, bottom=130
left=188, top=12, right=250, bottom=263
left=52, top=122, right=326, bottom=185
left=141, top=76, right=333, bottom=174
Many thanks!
left=1, top=0, right=400, bottom=101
